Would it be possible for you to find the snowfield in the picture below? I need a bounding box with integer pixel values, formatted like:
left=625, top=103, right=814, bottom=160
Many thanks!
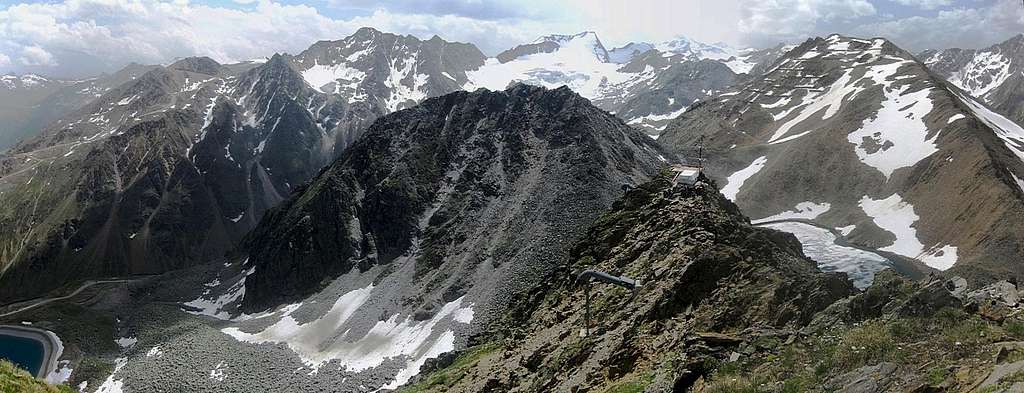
left=847, top=86, right=938, bottom=179
left=300, top=60, right=366, bottom=96
left=466, top=33, right=630, bottom=99
left=220, top=284, right=474, bottom=390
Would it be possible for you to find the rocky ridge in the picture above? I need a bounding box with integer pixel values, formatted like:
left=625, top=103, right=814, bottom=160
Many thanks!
left=399, top=173, right=857, bottom=392
left=657, top=34, right=1024, bottom=283
left=0, top=28, right=488, bottom=302
left=400, top=175, right=1024, bottom=393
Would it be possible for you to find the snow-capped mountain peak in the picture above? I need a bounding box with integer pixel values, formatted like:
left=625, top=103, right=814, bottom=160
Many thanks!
left=493, top=31, right=611, bottom=63
left=0, top=73, right=55, bottom=89
left=657, top=36, right=734, bottom=59
left=608, top=42, right=655, bottom=63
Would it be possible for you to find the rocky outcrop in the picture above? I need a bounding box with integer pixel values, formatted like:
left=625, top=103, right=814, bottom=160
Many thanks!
left=399, top=174, right=856, bottom=392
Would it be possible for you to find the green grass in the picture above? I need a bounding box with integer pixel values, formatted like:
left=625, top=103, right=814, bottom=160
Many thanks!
left=703, top=376, right=760, bottom=393
left=604, top=372, right=654, bottom=393
left=0, top=360, right=74, bottom=393
left=1005, top=319, right=1024, bottom=340
left=400, top=342, right=502, bottom=393
left=926, top=366, right=950, bottom=386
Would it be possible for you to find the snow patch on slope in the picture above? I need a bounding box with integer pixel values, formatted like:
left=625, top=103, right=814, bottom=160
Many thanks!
left=95, top=357, right=128, bottom=393
left=752, top=201, right=831, bottom=223
left=182, top=266, right=254, bottom=320
left=301, top=60, right=366, bottom=97
left=721, top=156, right=767, bottom=201
left=859, top=194, right=957, bottom=270
left=847, top=87, right=937, bottom=179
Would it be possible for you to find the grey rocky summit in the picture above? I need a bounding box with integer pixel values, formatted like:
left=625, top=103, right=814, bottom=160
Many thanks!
left=79, top=84, right=669, bottom=392
left=240, top=83, right=669, bottom=314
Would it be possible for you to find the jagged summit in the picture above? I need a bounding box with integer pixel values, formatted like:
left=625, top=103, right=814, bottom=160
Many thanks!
left=106, top=83, right=670, bottom=391
left=291, top=27, right=485, bottom=115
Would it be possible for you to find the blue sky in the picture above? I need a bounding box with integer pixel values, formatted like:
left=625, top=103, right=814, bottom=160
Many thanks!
left=0, top=0, right=1020, bottom=78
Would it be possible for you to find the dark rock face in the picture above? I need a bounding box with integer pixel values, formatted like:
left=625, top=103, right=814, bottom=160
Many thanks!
left=397, top=174, right=856, bottom=392
left=496, top=41, right=561, bottom=63
left=240, top=84, right=669, bottom=317
left=168, top=57, right=226, bottom=76
left=0, top=56, right=333, bottom=301
left=657, top=34, right=1024, bottom=282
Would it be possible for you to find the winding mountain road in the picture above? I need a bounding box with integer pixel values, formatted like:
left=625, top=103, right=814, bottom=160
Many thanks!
left=0, top=279, right=136, bottom=318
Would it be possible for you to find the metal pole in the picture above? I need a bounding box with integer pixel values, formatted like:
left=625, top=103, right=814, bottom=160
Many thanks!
left=697, top=135, right=705, bottom=170
left=583, top=282, right=591, bottom=337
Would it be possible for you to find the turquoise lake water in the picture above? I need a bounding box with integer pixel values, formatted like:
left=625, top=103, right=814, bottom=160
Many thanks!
left=0, top=333, right=45, bottom=376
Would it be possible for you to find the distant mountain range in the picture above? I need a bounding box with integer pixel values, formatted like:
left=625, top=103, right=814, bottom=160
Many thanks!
left=0, top=28, right=779, bottom=302
left=3, top=25, right=1024, bottom=393
left=921, top=34, right=1024, bottom=133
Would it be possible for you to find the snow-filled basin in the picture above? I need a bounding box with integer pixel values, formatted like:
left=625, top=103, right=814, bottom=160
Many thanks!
left=760, top=221, right=892, bottom=288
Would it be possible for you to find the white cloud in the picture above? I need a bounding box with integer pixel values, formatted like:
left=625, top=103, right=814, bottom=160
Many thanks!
left=0, top=0, right=1020, bottom=78
left=738, top=0, right=877, bottom=47
left=562, top=0, right=742, bottom=48
left=0, top=0, right=355, bottom=76
left=19, top=45, right=54, bottom=66
left=0, top=0, right=558, bottom=77
left=891, top=0, right=953, bottom=10
left=857, top=1, right=1024, bottom=51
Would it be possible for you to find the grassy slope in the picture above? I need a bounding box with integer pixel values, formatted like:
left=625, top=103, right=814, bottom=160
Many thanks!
left=0, top=360, right=74, bottom=393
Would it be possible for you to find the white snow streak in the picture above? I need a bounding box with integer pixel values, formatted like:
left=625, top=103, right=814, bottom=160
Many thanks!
left=956, top=92, right=1024, bottom=163
left=95, top=357, right=128, bottom=393
left=721, top=156, right=767, bottom=201
left=752, top=201, right=831, bottom=223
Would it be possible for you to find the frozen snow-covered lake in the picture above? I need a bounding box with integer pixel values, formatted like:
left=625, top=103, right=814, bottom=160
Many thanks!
left=760, top=221, right=892, bottom=288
